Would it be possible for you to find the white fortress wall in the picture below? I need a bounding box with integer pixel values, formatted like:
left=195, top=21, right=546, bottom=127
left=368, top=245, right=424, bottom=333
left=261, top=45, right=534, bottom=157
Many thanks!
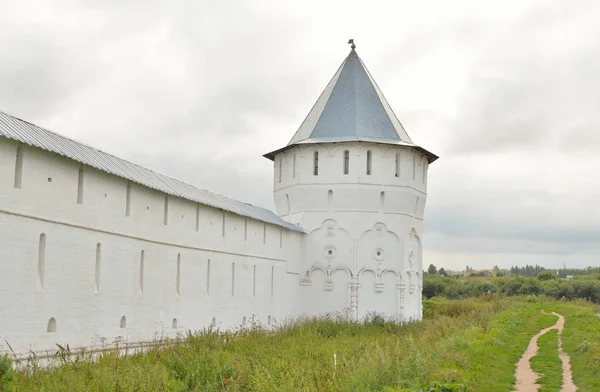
left=0, top=138, right=303, bottom=354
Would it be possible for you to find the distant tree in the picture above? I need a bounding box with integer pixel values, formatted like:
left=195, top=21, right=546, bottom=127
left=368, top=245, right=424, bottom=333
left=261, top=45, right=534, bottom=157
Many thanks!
left=428, top=264, right=438, bottom=275
left=495, top=271, right=505, bottom=277
left=438, top=268, right=448, bottom=277
left=537, top=271, right=558, bottom=281
left=493, top=265, right=500, bottom=272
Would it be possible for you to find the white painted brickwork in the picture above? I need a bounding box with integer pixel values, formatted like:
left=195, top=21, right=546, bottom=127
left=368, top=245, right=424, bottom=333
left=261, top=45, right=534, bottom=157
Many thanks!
left=0, top=140, right=302, bottom=354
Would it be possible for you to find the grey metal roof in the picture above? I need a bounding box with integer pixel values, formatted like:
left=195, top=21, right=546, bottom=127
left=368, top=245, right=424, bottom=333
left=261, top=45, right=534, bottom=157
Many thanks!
left=0, top=110, right=302, bottom=232
left=264, top=49, right=438, bottom=163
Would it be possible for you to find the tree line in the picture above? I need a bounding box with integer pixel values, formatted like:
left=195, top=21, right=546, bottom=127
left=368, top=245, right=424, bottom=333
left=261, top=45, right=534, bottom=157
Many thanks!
left=422, top=272, right=600, bottom=304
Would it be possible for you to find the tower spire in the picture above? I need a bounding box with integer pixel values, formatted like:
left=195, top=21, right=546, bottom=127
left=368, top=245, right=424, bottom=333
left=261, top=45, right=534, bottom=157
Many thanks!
left=348, top=39, right=356, bottom=50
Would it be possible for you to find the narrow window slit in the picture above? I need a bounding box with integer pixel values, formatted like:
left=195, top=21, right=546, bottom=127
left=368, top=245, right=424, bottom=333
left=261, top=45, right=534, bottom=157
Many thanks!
left=125, top=182, right=132, bottom=216
left=292, top=153, right=296, bottom=178
left=271, top=266, right=274, bottom=297
left=206, top=259, right=211, bottom=296
left=278, top=158, right=283, bottom=183
left=253, top=265, right=257, bottom=297
left=231, top=262, right=235, bottom=296
left=95, top=243, right=101, bottom=293
left=366, top=150, right=372, bottom=175
left=38, top=233, right=46, bottom=290
left=77, top=166, right=84, bottom=204
left=343, top=150, right=349, bottom=174
left=176, top=253, right=181, bottom=296
left=163, top=195, right=169, bottom=225
left=313, top=151, right=319, bottom=176
left=195, top=204, right=200, bottom=232
left=222, top=211, right=226, bottom=237
left=139, top=250, right=145, bottom=293
left=279, top=228, right=283, bottom=248
left=14, top=144, right=23, bottom=189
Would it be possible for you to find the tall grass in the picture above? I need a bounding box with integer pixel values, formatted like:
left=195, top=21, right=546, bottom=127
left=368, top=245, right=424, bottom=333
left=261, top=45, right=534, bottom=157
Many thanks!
left=1, top=296, right=597, bottom=391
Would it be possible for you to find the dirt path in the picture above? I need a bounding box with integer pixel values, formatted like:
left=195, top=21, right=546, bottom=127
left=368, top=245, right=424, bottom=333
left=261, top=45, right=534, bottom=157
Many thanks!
left=513, top=312, right=577, bottom=392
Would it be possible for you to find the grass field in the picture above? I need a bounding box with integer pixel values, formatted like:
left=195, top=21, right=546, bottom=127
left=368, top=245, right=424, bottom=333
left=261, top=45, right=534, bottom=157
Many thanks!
left=530, top=328, right=562, bottom=392
left=1, top=296, right=598, bottom=391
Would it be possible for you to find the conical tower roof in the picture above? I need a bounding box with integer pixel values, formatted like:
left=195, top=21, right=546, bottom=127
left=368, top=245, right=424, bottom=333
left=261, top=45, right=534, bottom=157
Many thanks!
left=265, top=45, right=437, bottom=162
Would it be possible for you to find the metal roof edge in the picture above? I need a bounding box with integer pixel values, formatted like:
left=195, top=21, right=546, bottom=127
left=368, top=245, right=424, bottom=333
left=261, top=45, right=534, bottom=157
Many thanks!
left=264, top=139, right=438, bottom=163
left=0, top=110, right=303, bottom=233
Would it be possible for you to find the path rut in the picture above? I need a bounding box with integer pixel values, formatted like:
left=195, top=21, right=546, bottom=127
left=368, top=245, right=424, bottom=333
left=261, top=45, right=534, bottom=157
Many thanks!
left=513, top=311, right=577, bottom=392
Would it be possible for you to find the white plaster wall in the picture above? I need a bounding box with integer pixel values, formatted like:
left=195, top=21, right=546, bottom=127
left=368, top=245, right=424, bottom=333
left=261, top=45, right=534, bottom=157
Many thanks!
left=274, top=142, right=429, bottom=322
left=0, top=139, right=303, bottom=354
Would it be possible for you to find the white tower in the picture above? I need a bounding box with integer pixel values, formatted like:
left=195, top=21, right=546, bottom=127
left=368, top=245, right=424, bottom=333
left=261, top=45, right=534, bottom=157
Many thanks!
left=264, top=42, right=438, bottom=322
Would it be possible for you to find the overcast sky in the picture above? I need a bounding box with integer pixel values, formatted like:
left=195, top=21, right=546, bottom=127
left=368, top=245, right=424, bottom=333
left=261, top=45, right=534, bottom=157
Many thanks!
left=1, top=0, right=598, bottom=271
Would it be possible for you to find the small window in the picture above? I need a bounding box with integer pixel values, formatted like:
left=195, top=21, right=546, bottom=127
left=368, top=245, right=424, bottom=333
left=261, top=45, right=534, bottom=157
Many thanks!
left=343, top=150, right=349, bottom=174
left=120, top=316, right=127, bottom=329
left=211, top=317, right=217, bottom=328
left=172, top=318, right=178, bottom=328
left=412, top=155, right=416, bottom=180
left=47, top=317, right=56, bottom=333
left=395, top=152, right=400, bottom=178
left=313, top=151, right=319, bottom=176
left=366, top=150, right=372, bottom=175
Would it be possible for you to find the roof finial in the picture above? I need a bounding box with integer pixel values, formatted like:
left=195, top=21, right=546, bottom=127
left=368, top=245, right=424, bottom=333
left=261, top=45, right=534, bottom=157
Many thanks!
left=348, top=39, right=356, bottom=50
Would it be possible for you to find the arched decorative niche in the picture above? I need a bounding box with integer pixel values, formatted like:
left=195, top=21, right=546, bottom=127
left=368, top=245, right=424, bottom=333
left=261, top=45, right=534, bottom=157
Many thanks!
left=47, top=317, right=56, bottom=333
left=172, top=318, right=178, bottom=329
left=120, top=316, right=127, bottom=329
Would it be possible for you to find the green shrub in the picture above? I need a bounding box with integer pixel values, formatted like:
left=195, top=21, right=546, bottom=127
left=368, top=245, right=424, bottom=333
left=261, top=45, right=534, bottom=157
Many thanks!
left=0, top=354, right=13, bottom=389
left=537, top=271, right=558, bottom=281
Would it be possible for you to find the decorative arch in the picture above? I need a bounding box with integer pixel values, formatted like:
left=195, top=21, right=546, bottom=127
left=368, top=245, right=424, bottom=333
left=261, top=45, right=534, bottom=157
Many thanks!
left=47, top=317, right=56, bottom=333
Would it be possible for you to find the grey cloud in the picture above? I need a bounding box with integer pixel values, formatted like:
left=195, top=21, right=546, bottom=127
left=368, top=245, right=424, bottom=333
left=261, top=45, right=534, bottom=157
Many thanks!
left=1, top=0, right=599, bottom=270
